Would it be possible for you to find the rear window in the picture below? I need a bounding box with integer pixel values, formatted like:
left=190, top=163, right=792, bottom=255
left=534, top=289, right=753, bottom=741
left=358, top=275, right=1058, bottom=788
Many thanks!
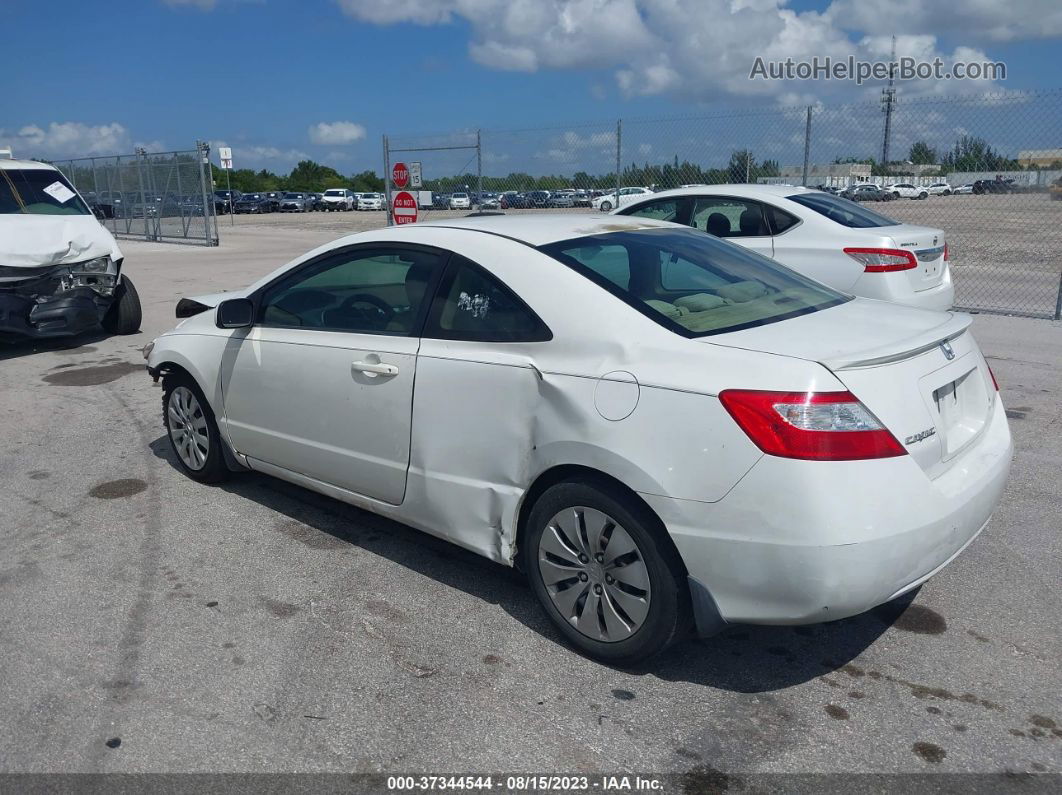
left=0, top=169, right=91, bottom=216
left=786, top=192, right=899, bottom=228
left=540, top=227, right=847, bottom=337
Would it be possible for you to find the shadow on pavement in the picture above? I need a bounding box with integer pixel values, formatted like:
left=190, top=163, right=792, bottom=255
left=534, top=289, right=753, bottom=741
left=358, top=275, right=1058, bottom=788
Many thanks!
left=0, top=331, right=110, bottom=362
left=150, top=434, right=907, bottom=693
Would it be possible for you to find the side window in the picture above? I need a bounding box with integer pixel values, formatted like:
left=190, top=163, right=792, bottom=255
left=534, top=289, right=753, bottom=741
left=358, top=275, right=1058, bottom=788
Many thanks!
left=425, top=256, right=550, bottom=342
left=259, top=247, right=442, bottom=335
left=766, top=204, right=799, bottom=234
left=690, top=197, right=769, bottom=238
left=624, top=199, right=680, bottom=222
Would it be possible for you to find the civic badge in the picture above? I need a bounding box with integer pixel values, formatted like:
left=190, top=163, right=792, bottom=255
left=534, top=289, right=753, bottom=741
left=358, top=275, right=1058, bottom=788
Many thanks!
left=940, top=340, right=955, bottom=360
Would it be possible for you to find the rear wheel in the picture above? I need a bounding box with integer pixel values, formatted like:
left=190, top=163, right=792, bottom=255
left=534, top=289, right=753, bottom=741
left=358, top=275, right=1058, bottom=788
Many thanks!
left=101, top=276, right=142, bottom=335
left=522, top=480, right=689, bottom=664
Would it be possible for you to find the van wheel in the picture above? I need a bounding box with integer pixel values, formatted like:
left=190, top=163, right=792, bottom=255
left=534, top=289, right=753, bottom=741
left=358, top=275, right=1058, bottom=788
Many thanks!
left=522, top=479, right=689, bottom=664
left=101, top=276, right=142, bottom=335
left=162, top=372, right=229, bottom=484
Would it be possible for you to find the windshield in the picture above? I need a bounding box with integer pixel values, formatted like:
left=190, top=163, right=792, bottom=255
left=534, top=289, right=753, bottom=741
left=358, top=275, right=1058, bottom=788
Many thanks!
left=284, top=193, right=304, bottom=199
left=0, top=169, right=91, bottom=216
left=324, top=189, right=344, bottom=196
left=786, top=192, right=899, bottom=228
left=540, top=227, right=847, bottom=337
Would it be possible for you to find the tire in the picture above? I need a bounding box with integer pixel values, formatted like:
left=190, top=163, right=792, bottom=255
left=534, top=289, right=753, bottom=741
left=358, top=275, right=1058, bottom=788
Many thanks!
left=161, top=372, right=230, bottom=484
left=943, top=190, right=951, bottom=196
left=599, top=201, right=613, bottom=211
left=919, top=192, right=928, bottom=200
left=522, top=479, right=689, bottom=664
left=101, top=275, right=142, bottom=335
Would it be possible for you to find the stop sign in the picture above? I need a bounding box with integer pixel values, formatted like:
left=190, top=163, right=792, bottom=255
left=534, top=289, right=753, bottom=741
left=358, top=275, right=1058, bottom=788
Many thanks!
left=391, top=191, right=417, bottom=225
left=392, top=162, right=409, bottom=188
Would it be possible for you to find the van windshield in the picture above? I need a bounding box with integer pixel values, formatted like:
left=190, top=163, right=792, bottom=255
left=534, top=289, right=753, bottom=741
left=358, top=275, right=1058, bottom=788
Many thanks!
left=0, top=169, right=91, bottom=215
left=540, top=227, right=848, bottom=337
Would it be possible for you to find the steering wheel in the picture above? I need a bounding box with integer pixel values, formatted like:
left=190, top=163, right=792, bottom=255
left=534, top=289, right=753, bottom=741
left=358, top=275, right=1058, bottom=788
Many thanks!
left=336, top=293, right=395, bottom=330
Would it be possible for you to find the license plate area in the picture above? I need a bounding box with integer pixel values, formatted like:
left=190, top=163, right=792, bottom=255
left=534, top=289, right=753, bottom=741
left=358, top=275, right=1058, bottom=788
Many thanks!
left=931, top=367, right=990, bottom=459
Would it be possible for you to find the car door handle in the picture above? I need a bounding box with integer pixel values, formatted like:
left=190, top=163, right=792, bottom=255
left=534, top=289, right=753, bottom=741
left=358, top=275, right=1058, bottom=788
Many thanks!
left=352, top=360, right=399, bottom=377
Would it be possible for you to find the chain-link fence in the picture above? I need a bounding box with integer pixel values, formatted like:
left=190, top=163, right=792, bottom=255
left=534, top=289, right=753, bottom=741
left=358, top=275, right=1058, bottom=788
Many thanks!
left=387, top=89, right=1062, bottom=319
left=51, top=144, right=219, bottom=246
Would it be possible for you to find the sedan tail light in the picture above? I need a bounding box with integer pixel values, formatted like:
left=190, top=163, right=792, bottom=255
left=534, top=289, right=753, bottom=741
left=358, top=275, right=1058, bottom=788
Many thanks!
left=987, top=364, right=999, bottom=391
left=943, top=242, right=949, bottom=261
left=843, top=247, right=917, bottom=272
left=718, top=390, right=906, bottom=461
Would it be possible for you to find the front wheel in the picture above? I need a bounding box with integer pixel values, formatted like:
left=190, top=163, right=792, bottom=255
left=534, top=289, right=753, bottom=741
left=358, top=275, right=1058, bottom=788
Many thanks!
left=599, top=201, right=613, bottom=211
left=162, top=373, right=230, bottom=484
left=522, top=480, right=689, bottom=664
left=101, top=276, right=142, bottom=335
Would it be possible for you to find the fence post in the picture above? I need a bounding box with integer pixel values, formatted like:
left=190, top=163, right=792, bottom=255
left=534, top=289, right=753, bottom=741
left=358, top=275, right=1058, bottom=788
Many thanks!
left=476, top=129, right=483, bottom=208
left=615, top=119, right=622, bottom=204
left=383, top=135, right=393, bottom=226
left=196, top=141, right=216, bottom=245
left=1054, top=270, right=1062, bottom=321
left=135, top=148, right=150, bottom=241
left=801, top=106, right=812, bottom=187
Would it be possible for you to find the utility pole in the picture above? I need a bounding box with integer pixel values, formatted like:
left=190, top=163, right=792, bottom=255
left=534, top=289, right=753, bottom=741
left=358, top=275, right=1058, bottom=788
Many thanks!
left=801, top=106, right=812, bottom=187
left=881, top=35, right=897, bottom=175
left=746, top=150, right=751, bottom=183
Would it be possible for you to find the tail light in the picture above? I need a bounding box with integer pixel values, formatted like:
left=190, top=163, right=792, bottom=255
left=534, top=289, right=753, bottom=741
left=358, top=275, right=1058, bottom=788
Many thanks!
left=943, top=242, right=949, bottom=261
left=843, top=247, right=917, bottom=272
left=987, top=364, right=999, bottom=391
left=718, top=390, right=906, bottom=461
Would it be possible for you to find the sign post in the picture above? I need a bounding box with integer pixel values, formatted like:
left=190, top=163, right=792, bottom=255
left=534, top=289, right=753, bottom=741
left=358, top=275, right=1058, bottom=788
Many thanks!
left=391, top=191, right=417, bottom=225
left=218, top=146, right=234, bottom=226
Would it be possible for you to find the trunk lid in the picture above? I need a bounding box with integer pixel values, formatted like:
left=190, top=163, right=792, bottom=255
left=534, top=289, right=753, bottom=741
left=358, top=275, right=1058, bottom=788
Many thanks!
left=886, top=223, right=946, bottom=292
left=708, top=299, right=996, bottom=477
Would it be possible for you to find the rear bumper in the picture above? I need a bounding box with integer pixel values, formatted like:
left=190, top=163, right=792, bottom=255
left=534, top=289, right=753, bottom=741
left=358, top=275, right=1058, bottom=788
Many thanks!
left=645, top=397, right=1012, bottom=628
left=0, top=287, right=110, bottom=339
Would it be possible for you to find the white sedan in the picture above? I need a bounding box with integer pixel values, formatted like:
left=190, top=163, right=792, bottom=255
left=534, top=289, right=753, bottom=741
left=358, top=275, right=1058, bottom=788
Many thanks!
left=591, top=186, right=654, bottom=212
left=357, top=193, right=383, bottom=211
left=448, top=192, right=471, bottom=210
left=616, top=184, right=954, bottom=311
left=146, top=214, right=1011, bottom=664
left=886, top=183, right=929, bottom=200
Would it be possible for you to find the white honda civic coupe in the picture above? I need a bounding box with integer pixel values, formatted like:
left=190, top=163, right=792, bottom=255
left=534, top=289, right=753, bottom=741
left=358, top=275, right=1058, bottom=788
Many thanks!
left=614, top=184, right=954, bottom=311
left=145, top=214, right=1011, bottom=664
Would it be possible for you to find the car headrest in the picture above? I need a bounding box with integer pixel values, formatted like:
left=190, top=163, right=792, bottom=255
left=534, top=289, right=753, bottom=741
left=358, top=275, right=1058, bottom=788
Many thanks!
left=705, top=212, right=730, bottom=236
left=739, top=208, right=765, bottom=236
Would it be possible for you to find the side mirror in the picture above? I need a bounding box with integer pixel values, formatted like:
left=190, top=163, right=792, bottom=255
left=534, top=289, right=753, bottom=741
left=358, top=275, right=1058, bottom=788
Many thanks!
left=216, top=298, right=254, bottom=329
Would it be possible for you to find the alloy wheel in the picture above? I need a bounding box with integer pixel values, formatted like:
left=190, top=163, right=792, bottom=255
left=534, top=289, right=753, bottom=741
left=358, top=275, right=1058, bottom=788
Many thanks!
left=537, top=506, right=651, bottom=642
left=168, top=386, right=209, bottom=471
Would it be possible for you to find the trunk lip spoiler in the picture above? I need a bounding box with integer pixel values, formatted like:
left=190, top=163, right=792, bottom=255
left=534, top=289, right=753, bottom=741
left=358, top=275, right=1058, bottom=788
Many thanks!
left=824, top=312, right=972, bottom=371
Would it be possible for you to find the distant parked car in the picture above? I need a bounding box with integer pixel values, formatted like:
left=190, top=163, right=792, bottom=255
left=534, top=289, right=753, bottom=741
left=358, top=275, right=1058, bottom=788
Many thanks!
left=952, top=183, right=974, bottom=195
left=617, top=184, right=953, bottom=311
left=259, top=192, right=284, bottom=212
left=449, top=192, right=471, bottom=210
left=480, top=195, right=501, bottom=210
left=591, top=186, right=654, bottom=211
left=234, top=193, right=271, bottom=214
left=886, top=183, right=929, bottom=200
left=1049, top=178, right=1062, bottom=201
left=357, top=192, right=383, bottom=211
left=213, top=190, right=241, bottom=214
left=926, top=183, right=952, bottom=196
left=500, top=192, right=527, bottom=209
left=321, top=188, right=355, bottom=211
left=526, top=190, right=553, bottom=208
left=280, top=192, right=310, bottom=212
left=550, top=191, right=576, bottom=208
left=306, top=192, right=323, bottom=211
left=841, top=184, right=893, bottom=203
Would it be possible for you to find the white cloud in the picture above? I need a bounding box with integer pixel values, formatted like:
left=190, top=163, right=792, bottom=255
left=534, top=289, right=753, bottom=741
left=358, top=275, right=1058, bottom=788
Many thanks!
left=308, top=120, right=367, bottom=145
left=331, top=0, right=1030, bottom=102
left=1, top=121, right=131, bottom=158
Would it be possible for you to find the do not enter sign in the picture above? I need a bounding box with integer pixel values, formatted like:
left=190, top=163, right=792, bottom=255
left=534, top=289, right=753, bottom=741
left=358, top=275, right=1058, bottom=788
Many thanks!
left=392, top=162, right=409, bottom=188
left=392, top=191, right=417, bottom=225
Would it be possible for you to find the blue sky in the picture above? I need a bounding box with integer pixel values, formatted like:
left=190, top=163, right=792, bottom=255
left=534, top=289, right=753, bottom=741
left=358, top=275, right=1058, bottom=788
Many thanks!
left=5, top=0, right=1061, bottom=174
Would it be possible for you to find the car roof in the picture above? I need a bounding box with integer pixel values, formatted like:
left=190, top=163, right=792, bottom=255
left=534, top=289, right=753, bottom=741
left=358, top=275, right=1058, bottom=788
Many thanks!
left=413, top=213, right=677, bottom=245
left=641, top=183, right=812, bottom=200
left=0, top=158, right=60, bottom=172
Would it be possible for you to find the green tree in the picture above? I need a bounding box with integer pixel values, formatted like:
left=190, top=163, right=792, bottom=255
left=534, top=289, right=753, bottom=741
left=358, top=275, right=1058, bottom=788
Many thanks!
left=908, top=141, right=937, bottom=165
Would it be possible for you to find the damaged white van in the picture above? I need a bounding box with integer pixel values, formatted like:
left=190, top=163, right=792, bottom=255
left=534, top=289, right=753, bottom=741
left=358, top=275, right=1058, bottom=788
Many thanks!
left=0, top=159, right=141, bottom=339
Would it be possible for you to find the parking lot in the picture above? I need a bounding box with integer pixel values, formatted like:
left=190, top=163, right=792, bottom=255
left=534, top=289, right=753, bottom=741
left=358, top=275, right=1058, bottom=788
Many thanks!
left=1, top=212, right=1059, bottom=783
